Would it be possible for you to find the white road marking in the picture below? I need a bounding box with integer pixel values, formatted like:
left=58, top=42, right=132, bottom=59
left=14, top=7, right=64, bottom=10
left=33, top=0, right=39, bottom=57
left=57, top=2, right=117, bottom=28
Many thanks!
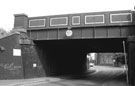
left=18, top=81, right=50, bottom=86
left=9, top=78, right=61, bottom=86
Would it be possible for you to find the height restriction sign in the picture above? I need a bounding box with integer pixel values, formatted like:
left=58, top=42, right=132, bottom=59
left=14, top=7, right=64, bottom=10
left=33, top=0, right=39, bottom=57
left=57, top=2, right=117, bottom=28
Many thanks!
left=66, top=30, right=73, bottom=37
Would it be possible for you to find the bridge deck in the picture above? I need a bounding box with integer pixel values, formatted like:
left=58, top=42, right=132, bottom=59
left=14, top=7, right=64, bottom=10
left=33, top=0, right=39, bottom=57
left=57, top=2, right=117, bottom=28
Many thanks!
left=28, top=26, right=134, bottom=40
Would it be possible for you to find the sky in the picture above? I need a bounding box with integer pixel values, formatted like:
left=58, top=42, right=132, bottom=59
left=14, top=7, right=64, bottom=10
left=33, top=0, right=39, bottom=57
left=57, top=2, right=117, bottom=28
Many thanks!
left=0, top=0, right=135, bottom=31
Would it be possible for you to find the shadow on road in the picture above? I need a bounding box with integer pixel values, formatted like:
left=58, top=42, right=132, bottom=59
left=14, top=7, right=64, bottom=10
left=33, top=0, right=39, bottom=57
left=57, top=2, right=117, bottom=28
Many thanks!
left=58, top=65, right=127, bottom=83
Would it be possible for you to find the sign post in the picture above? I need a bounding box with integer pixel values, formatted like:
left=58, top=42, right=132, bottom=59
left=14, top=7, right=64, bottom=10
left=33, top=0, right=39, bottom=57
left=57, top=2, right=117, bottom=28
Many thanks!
left=123, top=41, right=128, bottom=84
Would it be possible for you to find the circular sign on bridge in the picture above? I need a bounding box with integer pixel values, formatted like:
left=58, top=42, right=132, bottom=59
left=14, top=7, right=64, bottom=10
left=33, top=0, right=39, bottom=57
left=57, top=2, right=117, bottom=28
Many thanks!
left=66, top=30, right=73, bottom=37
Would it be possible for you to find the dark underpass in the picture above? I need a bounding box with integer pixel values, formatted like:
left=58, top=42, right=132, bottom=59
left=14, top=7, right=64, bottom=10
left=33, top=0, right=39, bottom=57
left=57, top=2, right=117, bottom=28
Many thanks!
left=34, top=38, right=127, bottom=77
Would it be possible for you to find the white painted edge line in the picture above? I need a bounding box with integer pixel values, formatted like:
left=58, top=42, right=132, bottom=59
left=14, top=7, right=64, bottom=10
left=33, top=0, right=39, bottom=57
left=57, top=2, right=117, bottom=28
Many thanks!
left=110, top=13, right=132, bottom=23
left=29, top=19, right=46, bottom=27
left=85, top=14, right=105, bottom=24
left=50, top=17, right=68, bottom=26
left=72, top=16, right=80, bottom=25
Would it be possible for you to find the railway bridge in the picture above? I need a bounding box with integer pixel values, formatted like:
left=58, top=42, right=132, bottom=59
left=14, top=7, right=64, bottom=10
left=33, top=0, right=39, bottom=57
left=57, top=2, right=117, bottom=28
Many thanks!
left=14, top=10, right=135, bottom=85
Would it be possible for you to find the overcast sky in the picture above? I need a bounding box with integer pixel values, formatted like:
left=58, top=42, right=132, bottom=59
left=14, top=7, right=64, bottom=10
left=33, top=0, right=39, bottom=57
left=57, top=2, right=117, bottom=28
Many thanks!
left=0, top=0, right=135, bottom=31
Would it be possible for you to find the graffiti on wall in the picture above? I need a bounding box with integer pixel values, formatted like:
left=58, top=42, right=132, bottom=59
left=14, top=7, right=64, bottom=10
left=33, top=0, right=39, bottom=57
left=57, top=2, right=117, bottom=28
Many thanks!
left=0, top=63, right=22, bottom=70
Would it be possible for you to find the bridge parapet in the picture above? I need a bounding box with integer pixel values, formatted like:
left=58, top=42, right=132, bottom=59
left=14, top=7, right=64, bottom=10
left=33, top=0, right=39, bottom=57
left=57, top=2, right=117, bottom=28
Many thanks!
left=14, top=10, right=135, bottom=40
left=27, top=10, right=135, bottom=29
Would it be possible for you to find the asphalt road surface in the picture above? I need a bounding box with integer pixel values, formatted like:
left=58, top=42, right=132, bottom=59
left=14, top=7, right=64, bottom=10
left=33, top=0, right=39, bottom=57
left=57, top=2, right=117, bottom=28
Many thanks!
left=17, top=65, right=128, bottom=86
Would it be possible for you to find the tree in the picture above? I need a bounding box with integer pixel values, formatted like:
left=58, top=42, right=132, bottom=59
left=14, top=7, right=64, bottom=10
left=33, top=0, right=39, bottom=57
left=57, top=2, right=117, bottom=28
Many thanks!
left=0, top=28, right=7, bottom=37
left=112, top=53, right=125, bottom=67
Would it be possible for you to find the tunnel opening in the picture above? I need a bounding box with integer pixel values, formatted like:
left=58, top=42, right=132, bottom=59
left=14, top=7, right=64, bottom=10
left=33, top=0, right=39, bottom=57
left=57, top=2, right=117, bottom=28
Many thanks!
left=85, top=52, right=127, bottom=83
left=34, top=38, right=127, bottom=79
left=34, top=39, right=88, bottom=76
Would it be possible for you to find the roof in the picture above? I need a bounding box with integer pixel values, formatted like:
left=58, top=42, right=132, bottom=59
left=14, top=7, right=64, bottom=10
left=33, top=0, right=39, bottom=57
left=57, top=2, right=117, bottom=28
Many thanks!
left=0, top=29, right=27, bottom=40
left=0, top=32, right=20, bottom=40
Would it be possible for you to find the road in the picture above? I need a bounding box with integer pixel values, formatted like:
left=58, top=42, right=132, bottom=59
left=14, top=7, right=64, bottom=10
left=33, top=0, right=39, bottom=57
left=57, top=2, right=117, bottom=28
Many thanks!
left=16, top=65, right=128, bottom=86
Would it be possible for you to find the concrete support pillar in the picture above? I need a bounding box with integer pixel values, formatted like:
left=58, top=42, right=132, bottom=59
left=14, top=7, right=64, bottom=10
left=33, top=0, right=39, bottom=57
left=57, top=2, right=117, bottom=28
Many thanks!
left=127, top=36, right=135, bottom=85
left=14, top=14, right=28, bottom=29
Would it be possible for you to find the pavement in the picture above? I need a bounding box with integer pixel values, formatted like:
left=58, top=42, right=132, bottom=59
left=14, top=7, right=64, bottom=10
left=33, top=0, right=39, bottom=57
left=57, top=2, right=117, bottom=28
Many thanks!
left=0, top=77, right=61, bottom=86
